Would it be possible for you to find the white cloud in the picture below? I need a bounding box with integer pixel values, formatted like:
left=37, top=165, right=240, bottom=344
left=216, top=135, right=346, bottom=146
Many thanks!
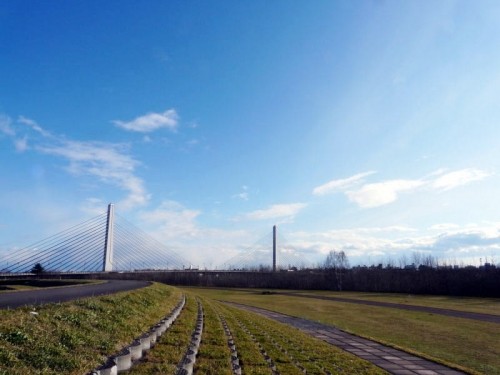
left=346, top=179, right=425, bottom=208
left=14, top=136, right=28, bottom=152
left=429, top=223, right=460, bottom=231
left=236, top=192, right=249, bottom=200
left=313, top=171, right=376, bottom=196
left=137, top=200, right=251, bottom=266
left=17, top=116, right=51, bottom=137
left=38, top=140, right=149, bottom=210
left=244, top=203, right=307, bottom=221
left=432, top=168, right=492, bottom=191
left=113, top=109, right=179, bottom=133
left=0, top=115, right=15, bottom=136
left=139, top=200, right=201, bottom=239
left=0, top=111, right=150, bottom=210
left=233, top=185, right=249, bottom=201
left=317, top=168, right=492, bottom=208
left=288, top=223, right=500, bottom=266
left=1, top=114, right=150, bottom=210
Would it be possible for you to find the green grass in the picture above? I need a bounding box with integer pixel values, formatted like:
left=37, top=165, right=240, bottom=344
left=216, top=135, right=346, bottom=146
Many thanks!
left=131, top=292, right=386, bottom=374
left=287, top=290, right=500, bottom=316
left=218, top=300, right=385, bottom=374
left=129, top=294, right=198, bottom=374
left=0, top=282, right=181, bottom=375
left=2, top=284, right=495, bottom=374
left=184, top=287, right=500, bottom=375
left=194, top=299, right=233, bottom=375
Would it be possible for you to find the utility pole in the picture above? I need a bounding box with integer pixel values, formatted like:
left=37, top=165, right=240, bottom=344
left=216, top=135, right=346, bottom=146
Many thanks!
left=273, top=225, right=277, bottom=272
left=103, top=203, right=115, bottom=272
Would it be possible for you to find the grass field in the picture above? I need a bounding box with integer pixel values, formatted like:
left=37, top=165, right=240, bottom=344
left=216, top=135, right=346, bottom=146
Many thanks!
left=0, top=283, right=497, bottom=374
left=287, top=290, right=500, bottom=316
left=184, top=287, right=500, bottom=375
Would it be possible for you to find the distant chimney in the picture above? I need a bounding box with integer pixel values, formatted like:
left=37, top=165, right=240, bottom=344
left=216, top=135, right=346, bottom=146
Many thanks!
left=273, top=225, right=277, bottom=272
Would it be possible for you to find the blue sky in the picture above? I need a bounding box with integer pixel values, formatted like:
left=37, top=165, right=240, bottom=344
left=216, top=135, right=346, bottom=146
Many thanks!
left=1, top=1, right=500, bottom=267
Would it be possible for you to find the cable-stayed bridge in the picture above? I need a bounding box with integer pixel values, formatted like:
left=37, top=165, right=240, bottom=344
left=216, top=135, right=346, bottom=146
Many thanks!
left=0, top=204, right=309, bottom=274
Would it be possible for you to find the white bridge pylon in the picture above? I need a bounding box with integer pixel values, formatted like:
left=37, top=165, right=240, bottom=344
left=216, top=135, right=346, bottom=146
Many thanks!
left=103, top=203, right=115, bottom=272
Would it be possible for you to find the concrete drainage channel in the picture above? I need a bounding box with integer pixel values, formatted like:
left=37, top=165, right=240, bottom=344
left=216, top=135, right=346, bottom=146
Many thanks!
left=175, top=299, right=204, bottom=375
left=90, top=295, right=186, bottom=375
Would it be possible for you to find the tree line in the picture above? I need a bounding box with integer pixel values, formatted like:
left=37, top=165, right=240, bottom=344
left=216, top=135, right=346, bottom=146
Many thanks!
left=31, top=250, right=500, bottom=297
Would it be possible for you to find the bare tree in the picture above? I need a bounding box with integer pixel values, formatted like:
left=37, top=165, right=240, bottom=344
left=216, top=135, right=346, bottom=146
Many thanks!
left=324, top=250, right=349, bottom=290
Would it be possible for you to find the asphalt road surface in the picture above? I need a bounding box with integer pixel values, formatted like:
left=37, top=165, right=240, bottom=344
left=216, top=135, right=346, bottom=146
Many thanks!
left=0, top=280, right=150, bottom=309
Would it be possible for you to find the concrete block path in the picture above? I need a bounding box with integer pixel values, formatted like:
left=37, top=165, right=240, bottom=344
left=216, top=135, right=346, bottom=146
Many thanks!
left=225, top=302, right=465, bottom=375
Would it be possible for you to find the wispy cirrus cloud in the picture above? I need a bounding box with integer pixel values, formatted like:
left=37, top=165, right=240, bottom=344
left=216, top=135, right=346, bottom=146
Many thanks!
left=2, top=113, right=150, bottom=210
left=18, top=115, right=52, bottom=137
left=243, top=203, right=307, bottom=221
left=313, top=171, right=376, bottom=196
left=0, top=115, right=15, bottom=136
left=113, top=109, right=179, bottom=133
left=314, top=168, right=492, bottom=208
left=432, top=168, right=492, bottom=191
left=38, top=140, right=149, bottom=210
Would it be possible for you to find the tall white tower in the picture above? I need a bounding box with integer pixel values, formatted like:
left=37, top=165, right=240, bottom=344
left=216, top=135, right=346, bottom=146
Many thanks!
left=103, top=203, right=115, bottom=272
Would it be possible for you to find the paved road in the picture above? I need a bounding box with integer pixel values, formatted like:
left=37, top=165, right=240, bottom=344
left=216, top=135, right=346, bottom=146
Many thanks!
left=0, top=280, right=150, bottom=309
left=278, top=291, right=500, bottom=324
left=226, top=301, right=465, bottom=375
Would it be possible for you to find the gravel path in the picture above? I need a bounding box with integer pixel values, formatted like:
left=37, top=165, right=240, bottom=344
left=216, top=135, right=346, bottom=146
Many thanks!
left=226, top=301, right=466, bottom=375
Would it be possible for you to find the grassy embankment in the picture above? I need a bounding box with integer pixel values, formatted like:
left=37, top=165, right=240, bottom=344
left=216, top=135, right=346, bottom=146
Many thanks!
left=184, top=287, right=500, bottom=375
left=0, top=282, right=181, bottom=375
left=131, top=293, right=386, bottom=375
left=0, top=282, right=385, bottom=375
